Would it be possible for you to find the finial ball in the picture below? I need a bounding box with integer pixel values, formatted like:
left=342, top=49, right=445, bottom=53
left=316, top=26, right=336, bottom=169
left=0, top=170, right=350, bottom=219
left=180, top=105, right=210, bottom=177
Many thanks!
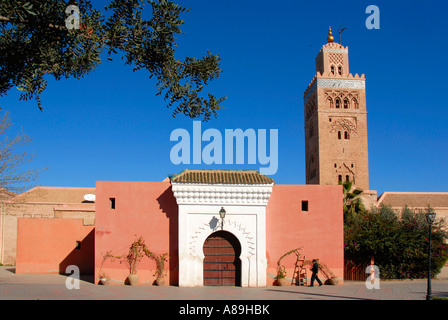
left=327, top=26, right=334, bottom=43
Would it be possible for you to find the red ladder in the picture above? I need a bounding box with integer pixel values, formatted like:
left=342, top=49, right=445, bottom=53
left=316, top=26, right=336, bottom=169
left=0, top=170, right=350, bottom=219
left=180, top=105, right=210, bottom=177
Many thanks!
left=291, top=254, right=307, bottom=286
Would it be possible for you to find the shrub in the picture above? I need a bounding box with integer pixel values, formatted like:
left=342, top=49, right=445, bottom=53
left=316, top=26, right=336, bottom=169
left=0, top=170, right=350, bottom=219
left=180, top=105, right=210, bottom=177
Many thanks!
left=344, top=204, right=448, bottom=279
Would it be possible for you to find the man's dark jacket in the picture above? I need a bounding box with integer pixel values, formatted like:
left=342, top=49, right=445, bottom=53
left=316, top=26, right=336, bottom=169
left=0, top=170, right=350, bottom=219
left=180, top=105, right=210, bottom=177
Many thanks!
left=312, top=262, right=319, bottom=274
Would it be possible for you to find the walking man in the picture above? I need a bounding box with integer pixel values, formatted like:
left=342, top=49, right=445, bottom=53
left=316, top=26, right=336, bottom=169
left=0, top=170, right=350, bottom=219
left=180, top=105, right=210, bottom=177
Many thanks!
left=309, top=259, right=323, bottom=287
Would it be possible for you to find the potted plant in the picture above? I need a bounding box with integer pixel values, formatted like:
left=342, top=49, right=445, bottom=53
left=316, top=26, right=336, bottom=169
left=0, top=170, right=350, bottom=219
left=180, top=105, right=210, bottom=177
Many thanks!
left=125, top=236, right=146, bottom=286
left=274, top=265, right=288, bottom=286
left=153, top=253, right=168, bottom=286
left=120, top=236, right=169, bottom=286
left=98, top=251, right=117, bottom=285
left=274, top=247, right=304, bottom=286
left=144, top=249, right=168, bottom=286
left=99, top=272, right=110, bottom=286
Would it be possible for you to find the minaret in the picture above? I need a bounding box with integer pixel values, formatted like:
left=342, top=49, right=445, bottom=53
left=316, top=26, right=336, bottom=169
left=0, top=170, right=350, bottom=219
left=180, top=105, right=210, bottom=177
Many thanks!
left=303, top=27, right=369, bottom=191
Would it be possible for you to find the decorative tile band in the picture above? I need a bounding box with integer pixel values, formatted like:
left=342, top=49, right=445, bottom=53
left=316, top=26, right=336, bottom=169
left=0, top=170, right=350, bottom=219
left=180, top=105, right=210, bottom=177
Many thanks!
left=317, top=78, right=365, bottom=89
left=322, top=48, right=349, bottom=53
left=304, top=78, right=365, bottom=104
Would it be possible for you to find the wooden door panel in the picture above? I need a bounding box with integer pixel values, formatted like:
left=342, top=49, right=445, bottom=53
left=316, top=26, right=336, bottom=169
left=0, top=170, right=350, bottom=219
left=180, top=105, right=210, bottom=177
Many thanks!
left=203, top=231, right=240, bottom=286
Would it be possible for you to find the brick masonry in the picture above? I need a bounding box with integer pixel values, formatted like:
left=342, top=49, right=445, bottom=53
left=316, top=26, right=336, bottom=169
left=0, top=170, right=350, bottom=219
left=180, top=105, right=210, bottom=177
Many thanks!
left=304, top=41, right=369, bottom=191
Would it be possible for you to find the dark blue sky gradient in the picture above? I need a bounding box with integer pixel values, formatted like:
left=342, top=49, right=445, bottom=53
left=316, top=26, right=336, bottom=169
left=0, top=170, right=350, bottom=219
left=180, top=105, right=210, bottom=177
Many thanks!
left=1, top=0, right=447, bottom=194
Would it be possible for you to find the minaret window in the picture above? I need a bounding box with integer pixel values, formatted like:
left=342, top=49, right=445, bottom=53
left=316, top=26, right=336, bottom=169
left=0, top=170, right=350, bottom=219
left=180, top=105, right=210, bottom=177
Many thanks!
left=345, top=175, right=350, bottom=182
left=331, top=65, right=335, bottom=75
left=338, top=66, right=343, bottom=75
left=338, top=175, right=342, bottom=183
left=344, top=131, right=350, bottom=140
left=344, top=99, right=349, bottom=109
left=335, top=99, right=340, bottom=109
left=338, top=131, right=341, bottom=140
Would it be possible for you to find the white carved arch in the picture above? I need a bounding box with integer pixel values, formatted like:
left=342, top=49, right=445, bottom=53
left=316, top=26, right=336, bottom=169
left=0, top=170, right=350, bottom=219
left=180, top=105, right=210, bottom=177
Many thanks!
left=188, top=217, right=256, bottom=261
left=173, top=181, right=272, bottom=287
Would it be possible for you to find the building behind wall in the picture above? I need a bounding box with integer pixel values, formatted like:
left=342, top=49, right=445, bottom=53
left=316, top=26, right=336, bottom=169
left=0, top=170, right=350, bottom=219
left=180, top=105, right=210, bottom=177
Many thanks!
left=1, top=186, right=95, bottom=266
left=377, top=192, right=448, bottom=221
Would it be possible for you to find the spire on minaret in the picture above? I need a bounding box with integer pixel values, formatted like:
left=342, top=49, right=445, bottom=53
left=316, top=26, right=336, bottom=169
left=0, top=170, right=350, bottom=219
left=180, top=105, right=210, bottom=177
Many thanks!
left=327, top=26, right=334, bottom=43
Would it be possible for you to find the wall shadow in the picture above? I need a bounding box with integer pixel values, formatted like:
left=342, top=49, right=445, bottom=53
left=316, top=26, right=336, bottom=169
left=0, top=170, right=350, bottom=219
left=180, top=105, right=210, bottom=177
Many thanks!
left=59, top=228, right=95, bottom=283
left=156, top=185, right=179, bottom=286
left=266, top=288, right=373, bottom=300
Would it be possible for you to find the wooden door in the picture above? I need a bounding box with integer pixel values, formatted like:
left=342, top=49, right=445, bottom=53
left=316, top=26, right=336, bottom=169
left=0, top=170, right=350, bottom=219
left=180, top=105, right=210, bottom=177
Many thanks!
left=203, top=231, right=241, bottom=286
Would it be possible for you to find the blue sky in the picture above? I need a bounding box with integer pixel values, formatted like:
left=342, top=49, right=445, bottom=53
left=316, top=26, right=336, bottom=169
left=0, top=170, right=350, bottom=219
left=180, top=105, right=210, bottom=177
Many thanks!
left=1, top=0, right=447, bottom=194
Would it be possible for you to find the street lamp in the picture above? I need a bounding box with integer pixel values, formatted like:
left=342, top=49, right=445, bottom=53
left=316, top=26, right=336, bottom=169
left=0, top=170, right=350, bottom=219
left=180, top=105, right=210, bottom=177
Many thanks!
left=425, top=210, right=436, bottom=300
left=219, top=207, right=226, bottom=230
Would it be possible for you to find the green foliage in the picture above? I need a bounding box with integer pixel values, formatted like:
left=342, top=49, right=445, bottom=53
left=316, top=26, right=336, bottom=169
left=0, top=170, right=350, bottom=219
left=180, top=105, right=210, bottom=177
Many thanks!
left=345, top=204, right=448, bottom=279
left=340, top=180, right=366, bottom=219
left=275, top=265, right=286, bottom=279
left=123, top=236, right=168, bottom=278
left=125, top=236, right=147, bottom=274
left=0, top=0, right=225, bottom=121
left=144, top=247, right=168, bottom=279
left=275, top=247, right=303, bottom=279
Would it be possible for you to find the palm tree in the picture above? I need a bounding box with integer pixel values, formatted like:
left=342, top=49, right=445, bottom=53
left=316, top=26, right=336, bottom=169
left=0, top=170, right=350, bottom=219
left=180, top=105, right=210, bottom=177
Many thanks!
left=340, top=181, right=365, bottom=219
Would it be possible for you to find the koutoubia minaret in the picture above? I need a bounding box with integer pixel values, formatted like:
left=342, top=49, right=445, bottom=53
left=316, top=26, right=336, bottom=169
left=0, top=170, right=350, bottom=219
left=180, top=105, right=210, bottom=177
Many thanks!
left=304, top=27, right=369, bottom=191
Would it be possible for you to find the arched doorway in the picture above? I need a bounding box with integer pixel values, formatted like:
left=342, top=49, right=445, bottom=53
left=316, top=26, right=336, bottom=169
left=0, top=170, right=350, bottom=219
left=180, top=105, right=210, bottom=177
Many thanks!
left=203, top=231, right=241, bottom=286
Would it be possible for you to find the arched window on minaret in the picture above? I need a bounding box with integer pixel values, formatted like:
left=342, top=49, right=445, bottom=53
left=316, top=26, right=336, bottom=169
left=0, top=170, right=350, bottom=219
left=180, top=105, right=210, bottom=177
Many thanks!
left=345, top=175, right=350, bottom=183
left=344, top=131, right=350, bottom=140
left=327, top=97, right=333, bottom=108
left=352, top=98, right=359, bottom=109
left=331, top=65, right=335, bottom=75
left=338, top=65, right=343, bottom=75
left=338, top=175, right=342, bottom=183
left=344, top=99, right=349, bottom=109
left=335, top=98, right=340, bottom=109
left=338, top=131, right=342, bottom=140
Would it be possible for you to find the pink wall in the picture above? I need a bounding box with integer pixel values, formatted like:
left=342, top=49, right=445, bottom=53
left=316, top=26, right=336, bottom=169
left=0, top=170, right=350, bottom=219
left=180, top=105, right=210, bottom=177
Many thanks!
left=95, top=181, right=344, bottom=286
left=94, top=181, right=178, bottom=285
left=266, top=184, right=344, bottom=283
left=14, top=180, right=344, bottom=285
left=16, top=218, right=94, bottom=274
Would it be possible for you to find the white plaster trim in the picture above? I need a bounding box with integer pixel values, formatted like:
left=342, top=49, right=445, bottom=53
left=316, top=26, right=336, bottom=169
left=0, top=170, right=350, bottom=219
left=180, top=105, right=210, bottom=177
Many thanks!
left=171, top=182, right=274, bottom=205
left=189, top=216, right=256, bottom=258
left=173, top=182, right=272, bottom=287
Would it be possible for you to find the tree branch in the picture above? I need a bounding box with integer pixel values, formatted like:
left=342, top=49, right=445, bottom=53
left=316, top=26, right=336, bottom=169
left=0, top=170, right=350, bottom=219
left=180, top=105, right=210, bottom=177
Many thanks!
left=0, top=15, right=66, bottom=30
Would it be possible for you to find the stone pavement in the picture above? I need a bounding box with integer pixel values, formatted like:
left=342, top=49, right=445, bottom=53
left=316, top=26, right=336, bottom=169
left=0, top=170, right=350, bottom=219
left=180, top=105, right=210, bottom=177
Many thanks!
left=0, top=267, right=447, bottom=301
